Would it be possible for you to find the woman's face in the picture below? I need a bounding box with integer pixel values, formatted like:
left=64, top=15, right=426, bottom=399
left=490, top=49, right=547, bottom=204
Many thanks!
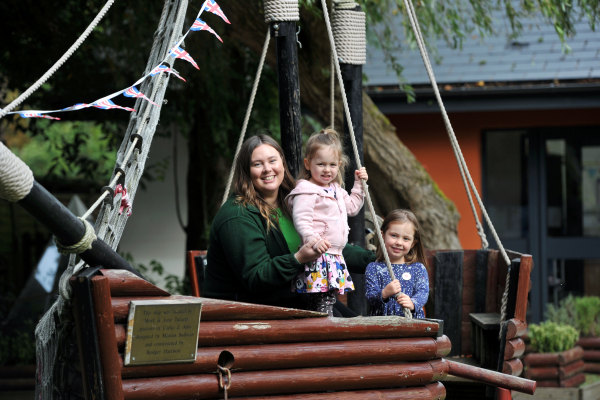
left=249, top=144, right=285, bottom=203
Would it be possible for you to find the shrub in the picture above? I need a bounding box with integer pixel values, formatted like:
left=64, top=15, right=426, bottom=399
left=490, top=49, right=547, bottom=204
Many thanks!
left=547, top=295, right=600, bottom=337
left=529, top=321, right=579, bottom=353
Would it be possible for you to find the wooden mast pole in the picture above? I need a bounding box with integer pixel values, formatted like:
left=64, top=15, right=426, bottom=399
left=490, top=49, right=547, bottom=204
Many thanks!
left=269, top=7, right=302, bottom=177
left=333, top=1, right=368, bottom=314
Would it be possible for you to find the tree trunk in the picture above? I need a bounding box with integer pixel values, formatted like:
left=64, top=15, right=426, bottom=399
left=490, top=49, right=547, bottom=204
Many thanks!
left=224, top=1, right=461, bottom=249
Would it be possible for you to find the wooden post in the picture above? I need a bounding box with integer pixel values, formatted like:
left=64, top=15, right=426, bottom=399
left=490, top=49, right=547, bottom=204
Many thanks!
left=271, top=21, right=302, bottom=177
left=341, top=62, right=365, bottom=247
left=333, top=3, right=368, bottom=315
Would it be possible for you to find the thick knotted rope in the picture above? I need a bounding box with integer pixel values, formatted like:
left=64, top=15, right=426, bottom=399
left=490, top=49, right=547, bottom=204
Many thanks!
left=332, top=4, right=366, bottom=65
left=263, top=0, right=299, bottom=23
left=54, top=217, right=97, bottom=254
left=0, top=142, right=34, bottom=202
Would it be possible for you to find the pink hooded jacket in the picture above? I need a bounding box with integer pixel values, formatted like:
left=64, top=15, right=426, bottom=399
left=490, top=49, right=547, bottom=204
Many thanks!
left=286, top=178, right=365, bottom=255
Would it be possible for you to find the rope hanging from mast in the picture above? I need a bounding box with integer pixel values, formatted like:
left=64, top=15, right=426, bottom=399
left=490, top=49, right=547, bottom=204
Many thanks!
left=325, top=0, right=413, bottom=318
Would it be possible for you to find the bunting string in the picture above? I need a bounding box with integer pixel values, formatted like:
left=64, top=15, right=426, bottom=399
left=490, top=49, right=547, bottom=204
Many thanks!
left=1, top=0, right=230, bottom=121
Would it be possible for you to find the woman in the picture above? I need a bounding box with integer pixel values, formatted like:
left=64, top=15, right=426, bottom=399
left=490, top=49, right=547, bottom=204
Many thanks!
left=202, top=134, right=374, bottom=309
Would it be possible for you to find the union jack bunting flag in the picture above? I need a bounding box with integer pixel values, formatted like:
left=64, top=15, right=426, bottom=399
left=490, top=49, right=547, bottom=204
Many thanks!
left=123, top=86, right=159, bottom=106
left=169, top=46, right=200, bottom=70
left=203, top=0, right=230, bottom=24
left=150, top=65, right=187, bottom=82
left=92, top=99, right=135, bottom=112
left=191, top=18, right=223, bottom=43
left=19, top=112, right=61, bottom=120
left=62, top=103, right=91, bottom=111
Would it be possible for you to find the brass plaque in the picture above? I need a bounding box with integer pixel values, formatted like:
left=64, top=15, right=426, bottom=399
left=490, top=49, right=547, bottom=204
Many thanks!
left=124, top=299, right=202, bottom=366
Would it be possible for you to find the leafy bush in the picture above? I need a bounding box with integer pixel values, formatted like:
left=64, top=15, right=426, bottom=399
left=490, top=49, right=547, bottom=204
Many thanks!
left=575, top=297, right=600, bottom=336
left=547, top=295, right=600, bottom=337
left=529, top=321, right=579, bottom=353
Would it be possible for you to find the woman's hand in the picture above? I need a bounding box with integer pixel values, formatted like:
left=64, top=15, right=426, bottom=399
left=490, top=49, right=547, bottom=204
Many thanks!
left=382, top=279, right=401, bottom=300
left=355, top=167, right=368, bottom=182
left=294, top=237, right=331, bottom=264
left=396, top=293, right=415, bottom=310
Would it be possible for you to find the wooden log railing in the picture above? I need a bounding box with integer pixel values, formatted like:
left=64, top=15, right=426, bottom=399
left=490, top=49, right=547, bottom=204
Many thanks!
left=71, top=268, right=536, bottom=400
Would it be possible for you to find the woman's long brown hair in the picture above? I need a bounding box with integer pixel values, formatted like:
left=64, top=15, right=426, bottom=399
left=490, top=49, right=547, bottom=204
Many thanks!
left=376, top=209, right=428, bottom=267
left=232, top=135, right=296, bottom=229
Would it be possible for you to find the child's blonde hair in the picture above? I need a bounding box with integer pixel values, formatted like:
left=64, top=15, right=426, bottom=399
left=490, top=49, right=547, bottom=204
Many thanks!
left=376, top=209, right=427, bottom=267
left=299, top=128, right=349, bottom=186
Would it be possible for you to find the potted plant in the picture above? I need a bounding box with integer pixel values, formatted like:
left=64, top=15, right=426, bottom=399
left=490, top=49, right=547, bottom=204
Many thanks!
left=548, top=295, right=600, bottom=374
left=523, top=321, right=585, bottom=387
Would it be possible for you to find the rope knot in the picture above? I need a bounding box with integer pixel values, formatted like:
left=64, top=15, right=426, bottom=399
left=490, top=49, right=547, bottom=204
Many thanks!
left=55, top=218, right=97, bottom=255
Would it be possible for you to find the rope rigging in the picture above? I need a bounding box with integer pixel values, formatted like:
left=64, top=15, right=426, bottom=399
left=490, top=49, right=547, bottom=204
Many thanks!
left=322, top=0, right=412, bottom=318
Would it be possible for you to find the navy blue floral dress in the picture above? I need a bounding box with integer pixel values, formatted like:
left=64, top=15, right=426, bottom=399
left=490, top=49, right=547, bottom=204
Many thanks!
left=365, top=261, right=429, bottom=317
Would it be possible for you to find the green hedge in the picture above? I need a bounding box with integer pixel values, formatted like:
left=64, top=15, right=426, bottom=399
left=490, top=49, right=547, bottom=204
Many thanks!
left=547, top=295, right=600, bottom=337
left=529, top=321, right=579, bottom=353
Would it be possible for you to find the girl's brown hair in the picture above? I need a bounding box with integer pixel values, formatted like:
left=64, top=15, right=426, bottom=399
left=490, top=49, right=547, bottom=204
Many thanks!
left=233, top=134, right=296, bottom=229
left=376, top=209, right=427, bottom=267
left=299, top=128, right=349, bottom=186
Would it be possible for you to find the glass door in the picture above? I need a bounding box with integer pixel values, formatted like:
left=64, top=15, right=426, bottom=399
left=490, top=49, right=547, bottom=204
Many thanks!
left=484, top=127, right=600, bottom=322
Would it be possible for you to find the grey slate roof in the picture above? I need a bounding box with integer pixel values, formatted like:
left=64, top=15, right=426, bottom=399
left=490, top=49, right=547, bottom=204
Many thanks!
left=364, top=12, right=600, bottom=87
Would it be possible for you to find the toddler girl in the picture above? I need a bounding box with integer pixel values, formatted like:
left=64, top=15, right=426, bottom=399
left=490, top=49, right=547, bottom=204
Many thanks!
left=286, top=128, right=368, bottom=316
left=365, top=209, right=429, bottom=317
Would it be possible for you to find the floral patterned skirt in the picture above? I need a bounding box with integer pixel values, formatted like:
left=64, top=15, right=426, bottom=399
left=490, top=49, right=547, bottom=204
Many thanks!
left=293, top=253, right=355, bottom=294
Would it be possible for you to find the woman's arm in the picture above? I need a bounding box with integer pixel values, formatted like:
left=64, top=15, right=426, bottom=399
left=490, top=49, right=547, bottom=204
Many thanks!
left=343, top=243, right=376, bottom=273
left=217, top=214, right=302, bottom=293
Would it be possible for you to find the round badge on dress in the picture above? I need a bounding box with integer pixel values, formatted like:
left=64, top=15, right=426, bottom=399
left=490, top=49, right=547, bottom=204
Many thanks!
left=402, top=272, right=411, bottom=280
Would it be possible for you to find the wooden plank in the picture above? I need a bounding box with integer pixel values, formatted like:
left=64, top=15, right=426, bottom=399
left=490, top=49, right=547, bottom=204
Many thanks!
left=100, top=269, right=169, bottom=297
left=193, top=317, right=439, bottom=346
left=504, top=338, right=526, bottom=360
left=120, top=337, right=446, bottom=378
left=111, top=296, right=326, bottom=322
left=507, top=318, right=527, bottom=340
left=70, top=268, right=106, bottom=400
left=232, top=382, right=446, bottom=400
left=577, top=336, right=600, bottom=348
left=474, top=250, right=489, bottom=313
left=583, top=349, right=600, bottom=361
left=512, top=387, right=580, bottom=400
left=91, top=275, right=124, bottom=400
left=121, top=361, right=449, bottom=399
left=524, top=346, right=584, bottom=366
left=485, top=250, right=499, bottom=313
left=502, top=358, right=523, bottom=376
left=582, top=380, right=600, bottom=400
left=434, top=251, right=463, bottom=356
left=514, top=255, right=533, bottom=322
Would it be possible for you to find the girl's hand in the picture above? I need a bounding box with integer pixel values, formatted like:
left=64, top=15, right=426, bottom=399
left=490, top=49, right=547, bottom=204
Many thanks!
left=396, top=293, right=415, bottom=310
left=312, top=238, right=331, bottom=254
left=355, top=167, right=368, bottom=182
left=382, top=279, right=401, bottom=300
left=295, top=238, right=330, bottom=264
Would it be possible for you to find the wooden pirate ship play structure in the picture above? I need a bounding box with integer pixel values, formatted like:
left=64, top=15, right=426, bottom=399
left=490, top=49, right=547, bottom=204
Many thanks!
left=0, top=0, right=539, bottom=398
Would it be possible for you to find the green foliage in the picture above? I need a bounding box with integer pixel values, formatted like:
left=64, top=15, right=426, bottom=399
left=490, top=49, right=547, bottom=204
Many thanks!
left=121, top=253, right=189, bottom=295
left=529, top=321, right=579, bottom=353
left=0, top=322, right=36, bottom=366
left=11, top=120, right=118, bottom=185
left=547, top=295, right=600, bottom=337
left=574, top=296, right=600, bottom=336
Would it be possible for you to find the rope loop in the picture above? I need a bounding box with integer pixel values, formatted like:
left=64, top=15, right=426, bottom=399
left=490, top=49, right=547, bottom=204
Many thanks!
left=0, top=142, right=34, bottom=202
left=55, top=217, right=97, bottom=255
left=332, top=5, right=366, bottom=65
left=264, top=0, right=299, bottom=23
